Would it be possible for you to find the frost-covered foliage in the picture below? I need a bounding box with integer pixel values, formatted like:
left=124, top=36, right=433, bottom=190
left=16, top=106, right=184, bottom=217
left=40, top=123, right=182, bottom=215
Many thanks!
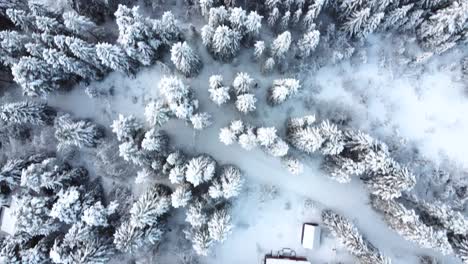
left=200, top=6, right=262, bottom=61
left=268, top=78, right=301, bottom=104
left=209, top=165, right=244, bottom=199
left=371, top=196, right=453, bottom=255
left=220, top=120, right=289, bottom=158
left=111, top=114, right=142, bottom=142
left=0, top=101, right=54, bottom=125
left=157, top=75, right=208, bottom=129
left=322, top=209, right=391, bottom=264
left=171, top=41, right=202, bottom=77
left=130, top=184, right=171, bottom=228
left=54, top=114, right=102, bottom=150
left=185, top=155, right=216, bottom=187
left=287, top=116, right=415, bottom=198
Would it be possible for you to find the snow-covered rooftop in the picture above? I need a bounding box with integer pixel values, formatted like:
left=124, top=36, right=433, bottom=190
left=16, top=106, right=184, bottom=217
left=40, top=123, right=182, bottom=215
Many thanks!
left=301, top=223, right=321, bottom=250
left=0, top=205, right=16, bottom=235
left=265, top=258, right=311, bottom=264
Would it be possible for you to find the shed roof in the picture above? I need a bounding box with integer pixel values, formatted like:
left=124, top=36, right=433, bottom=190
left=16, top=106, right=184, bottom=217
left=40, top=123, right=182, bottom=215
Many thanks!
left=265, top=258, right=311, bottom=264
left=302, top=223, right=321, bottom=250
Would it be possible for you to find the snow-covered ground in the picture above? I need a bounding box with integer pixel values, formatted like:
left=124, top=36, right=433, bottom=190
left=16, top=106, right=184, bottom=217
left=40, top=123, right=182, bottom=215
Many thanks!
left=46, top=42, right=465, bottom=263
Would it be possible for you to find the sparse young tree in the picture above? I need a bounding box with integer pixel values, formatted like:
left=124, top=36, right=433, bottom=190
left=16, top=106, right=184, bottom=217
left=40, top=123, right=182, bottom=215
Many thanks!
left=191, top=228, right=212, bottom=256
left=186, top=201, right=208, bottom=227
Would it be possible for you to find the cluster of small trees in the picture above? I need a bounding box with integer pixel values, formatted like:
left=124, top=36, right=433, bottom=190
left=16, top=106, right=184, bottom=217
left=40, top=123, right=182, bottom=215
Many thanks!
left=219, top=119, right=289, bottom=158
left=322, top=209, right=391, bottom=264
left=208, top=73, right=258, bottom=114
left=199, top=4, right=262, bottom=61
left=287, top=115, right=416, bottom=200
left=146, top=75, right=212, bottom=130
left=259, top=0, right=466, bottom=69
left=268, top=78, right=301, bottom=105
left=111, top=109, right=244, bottom=256
left=0, top=154, right=118, bottom=263
left=0, top=3, right=181, bottom=97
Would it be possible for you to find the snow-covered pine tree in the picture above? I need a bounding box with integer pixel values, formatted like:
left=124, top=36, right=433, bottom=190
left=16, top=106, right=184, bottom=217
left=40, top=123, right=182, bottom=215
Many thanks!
left=244, top=11, right=263, bottom=38
left=111, top=114, right=142, bottom=142
left=130, top=184, right=171, bottom=228
left=0, top=101, right=54, bottom=125
left=208, top=165, right=244, bottom=199
left=145, top=100, right=172, bottom=127
left=171, top=184, right=192, bottom=208
left=268, top=78, right=301, bottom=104
left=20, top=158, right=85, bottom=193
left=6, top=9, right=35, bottom=31
left=363, top=166, right=416, bottom=200
left=238, top=128, right=258, bottom=150
left=141, top=128, right=169, bottom=153
left=419, top=200, right=468, bottom=235
left=229, top=7, right=247, bottom=33
left=297, top=30, right=320, bottom=58
left=14, top=194, right=59, bottom=236
left=322, top=209, right=391, bottom=264
left=171, top=41, right=202, bottom=77
left=118, top=140, right=148, bottom=167
left=11, top=56, right=63, bottom=97
left=66, top=37, right=107, bottom=73
left=35, top=16, right=63, bottom=33
left=232, top=72, right=254, bottom=95
left=208, top=208, right=233, bottom=242
left=42, top=48, right=98, bottom=80
left=235, top=93, right=257, bottom=114
left=254, top=40, right=265, bottom=60
left=219, top=127, right=237, bottom=146
left=342, top=8, right=370, bottom=37
left=186, top=200, right=208, bottom=227
left=191, top=112, right=213, bottom=130
left=208, top=6, right=229, bottom=27
left=371, top=196, right=453, bottom=255
left=271, top=31, right=291, bottom=59
left=50, top=186, right=83, bottom=224
left=62, top=11, right=97, bottom=37
left=263, top=57, right=275, bottom=73
left=185, top=155, right=216, bottom=186
left=0, top=30, right=28, bottom=66
left=113, top=219, right=163, bottom=254
left=211, top=25, right=241, bottom=61
left=191, top=228, right=213, bottom=256
left=96, top=42, right=135, bottom=74
left=54, top=114, right=102, bottom=150
left=288, top=125, right=324, bottom=153
left=82, top=201, right=118, bottom=227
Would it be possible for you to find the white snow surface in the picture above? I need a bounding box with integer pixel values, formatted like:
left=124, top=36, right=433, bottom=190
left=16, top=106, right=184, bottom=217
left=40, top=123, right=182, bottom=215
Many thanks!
left=43, top=11, right=467, bottom=262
